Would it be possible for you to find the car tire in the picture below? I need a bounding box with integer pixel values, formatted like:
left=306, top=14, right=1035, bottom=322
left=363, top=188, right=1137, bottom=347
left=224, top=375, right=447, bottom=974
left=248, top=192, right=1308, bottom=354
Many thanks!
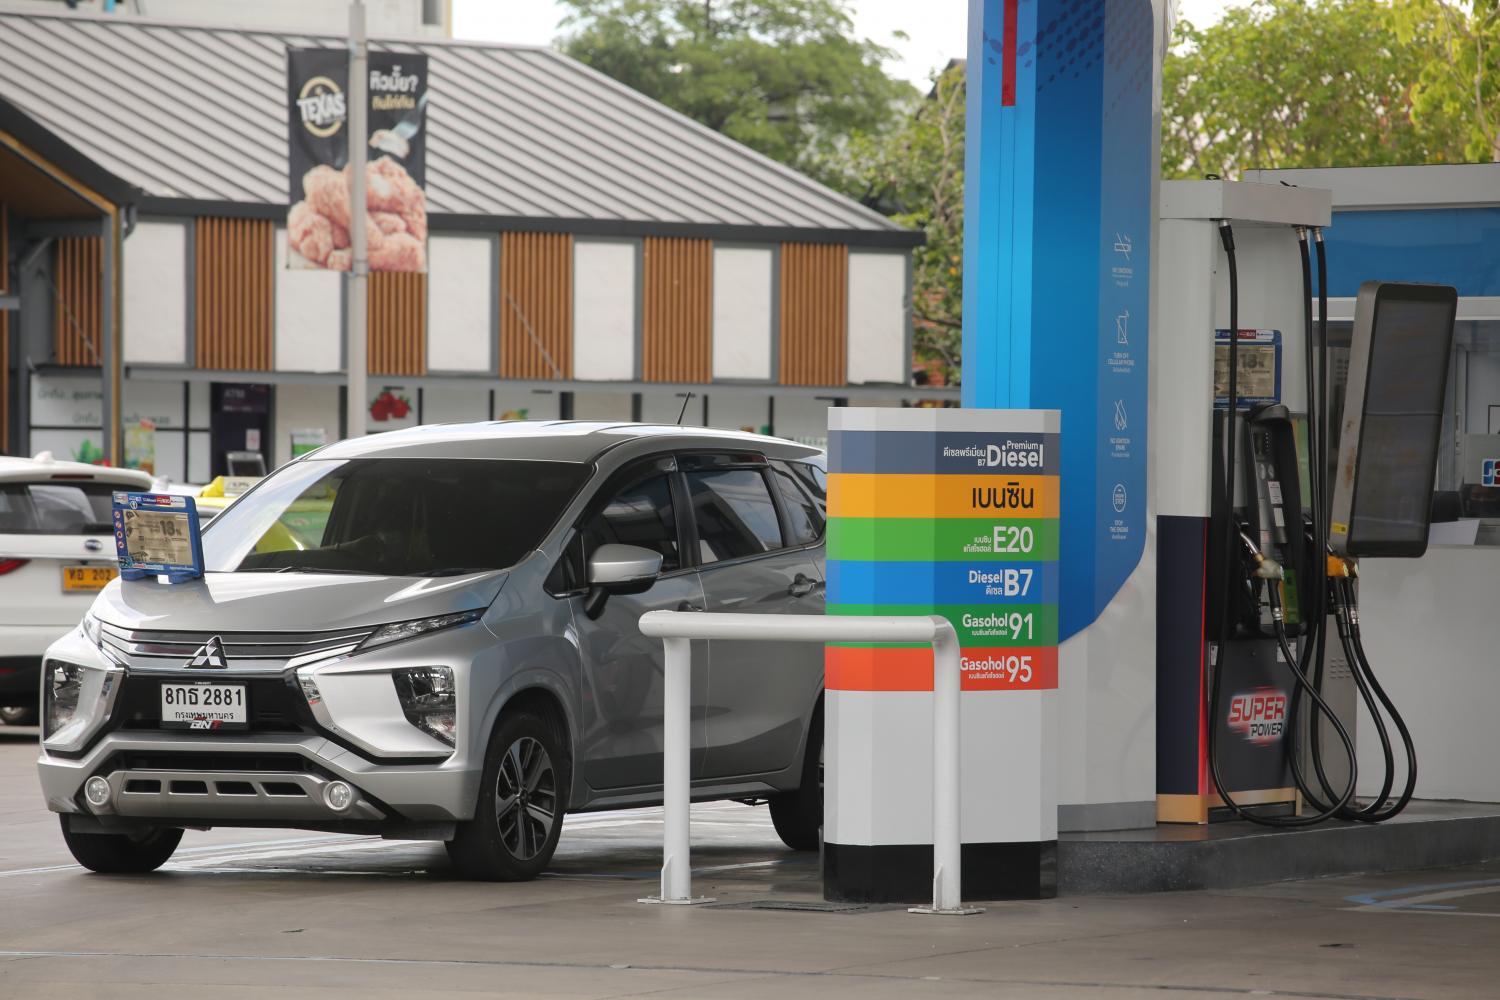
left=60, top=817, right=183, bottom=874
left=446, top=710, right=568, bottom=882
left=769, top=702, right=823, bottom=851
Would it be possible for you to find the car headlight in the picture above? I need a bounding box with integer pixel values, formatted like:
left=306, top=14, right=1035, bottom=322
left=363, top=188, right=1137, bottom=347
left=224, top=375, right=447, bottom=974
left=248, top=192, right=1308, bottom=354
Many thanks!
left=358, top=611, right=481, bottom=653
left=80, top=614, right=102, bottom=648
left=391, top=666, right=456, bottom=746
left=45, top=660, right=84, bottom=737
left=41, top=658, right=121, bottom=753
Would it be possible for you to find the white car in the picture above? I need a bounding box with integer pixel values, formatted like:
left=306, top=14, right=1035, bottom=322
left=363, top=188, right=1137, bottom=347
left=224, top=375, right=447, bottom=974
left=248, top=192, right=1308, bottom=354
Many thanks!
left=0, top=454, right=151, bottom=723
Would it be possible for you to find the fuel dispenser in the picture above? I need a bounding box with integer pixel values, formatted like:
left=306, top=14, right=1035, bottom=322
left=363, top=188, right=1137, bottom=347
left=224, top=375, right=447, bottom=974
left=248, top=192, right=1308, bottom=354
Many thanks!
left=1156, top=180, right=1457, bottom=825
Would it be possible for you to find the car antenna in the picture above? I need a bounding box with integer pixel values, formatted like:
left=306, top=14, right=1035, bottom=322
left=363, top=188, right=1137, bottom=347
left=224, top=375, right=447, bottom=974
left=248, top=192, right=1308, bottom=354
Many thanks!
left=676, top=392, right=694, bottom=425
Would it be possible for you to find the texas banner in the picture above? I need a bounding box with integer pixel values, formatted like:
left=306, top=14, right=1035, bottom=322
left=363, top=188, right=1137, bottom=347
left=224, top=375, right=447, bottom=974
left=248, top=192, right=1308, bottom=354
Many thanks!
left=286, top=49, right=429, bottom=273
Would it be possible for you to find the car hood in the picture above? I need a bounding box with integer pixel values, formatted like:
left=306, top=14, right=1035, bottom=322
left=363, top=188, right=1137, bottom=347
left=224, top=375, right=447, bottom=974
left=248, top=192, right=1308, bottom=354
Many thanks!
left=91, top=570, right=507, bottom=633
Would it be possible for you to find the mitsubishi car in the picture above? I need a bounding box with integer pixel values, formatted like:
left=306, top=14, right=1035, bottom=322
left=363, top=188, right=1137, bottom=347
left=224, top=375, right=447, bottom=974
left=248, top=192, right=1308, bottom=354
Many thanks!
left=36, top=422, right=828, bottom=880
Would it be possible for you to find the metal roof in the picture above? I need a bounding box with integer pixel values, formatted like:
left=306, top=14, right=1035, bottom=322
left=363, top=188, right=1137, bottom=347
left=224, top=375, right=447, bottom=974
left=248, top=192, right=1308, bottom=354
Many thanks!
left=0, top=8, right=915, bottom=243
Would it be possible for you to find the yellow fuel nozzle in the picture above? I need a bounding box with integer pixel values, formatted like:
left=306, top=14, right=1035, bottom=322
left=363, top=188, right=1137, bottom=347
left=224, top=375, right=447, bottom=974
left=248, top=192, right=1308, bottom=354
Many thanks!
left=1326, top=554, right=1352, bottom=578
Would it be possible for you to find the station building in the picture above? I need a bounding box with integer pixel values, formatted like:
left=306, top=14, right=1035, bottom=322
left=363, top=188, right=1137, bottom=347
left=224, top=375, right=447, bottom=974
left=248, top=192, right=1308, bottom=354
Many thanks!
left=0, top=8, right=929, bottom=479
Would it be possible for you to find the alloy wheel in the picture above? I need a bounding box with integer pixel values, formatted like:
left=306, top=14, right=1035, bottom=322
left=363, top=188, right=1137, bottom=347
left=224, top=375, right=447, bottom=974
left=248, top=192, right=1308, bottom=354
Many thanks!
left=495, top=735, right=557, bottom=861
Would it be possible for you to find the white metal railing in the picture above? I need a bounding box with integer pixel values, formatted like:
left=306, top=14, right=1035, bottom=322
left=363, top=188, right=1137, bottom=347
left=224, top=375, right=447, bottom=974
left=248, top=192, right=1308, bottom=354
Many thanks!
left=636, top=610, right=979, bottom=915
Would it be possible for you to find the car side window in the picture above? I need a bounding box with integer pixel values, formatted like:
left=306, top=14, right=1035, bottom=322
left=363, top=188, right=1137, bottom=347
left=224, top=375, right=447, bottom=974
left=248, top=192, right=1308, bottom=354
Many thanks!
left=580, top=471, right=681, bottom=573
left=771, top=463, right=824, bottom=545
left=685, top=467, right=783, bottom=563
left=788, top=461, right=827, bottom=509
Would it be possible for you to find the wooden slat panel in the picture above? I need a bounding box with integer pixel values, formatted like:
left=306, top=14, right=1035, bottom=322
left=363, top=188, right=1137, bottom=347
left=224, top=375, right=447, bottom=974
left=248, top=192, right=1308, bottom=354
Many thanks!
left=499, top=231, right=572, bottom=379
left=367, top=270, right=427, bottom=376
left=642, top=236, right=711, bottom=382
left=53, top=236, right=101, bottom=366
left=194, top=217, right=273, bottom=371
left=778, top=242, right=848, bottom=386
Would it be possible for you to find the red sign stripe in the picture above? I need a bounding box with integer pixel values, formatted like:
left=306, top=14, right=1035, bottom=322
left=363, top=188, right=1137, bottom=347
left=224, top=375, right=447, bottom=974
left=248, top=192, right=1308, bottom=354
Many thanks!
left=826, top=645, right=1058, bottom=692
left=1001, top=0, right=1019, bottom=107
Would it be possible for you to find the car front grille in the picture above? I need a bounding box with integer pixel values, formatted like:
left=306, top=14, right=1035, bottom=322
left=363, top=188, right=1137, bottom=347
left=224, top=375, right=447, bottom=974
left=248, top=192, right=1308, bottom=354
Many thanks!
left=107, top=750, right=315, bottom=774
left=99, top=623, right=373, bottom=673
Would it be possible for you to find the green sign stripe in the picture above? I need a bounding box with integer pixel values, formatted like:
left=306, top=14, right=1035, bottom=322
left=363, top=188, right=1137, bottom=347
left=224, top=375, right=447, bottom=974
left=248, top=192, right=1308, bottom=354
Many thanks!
left=826, top=517, right=1060, bottom=562
left=828, top=603, right=1059, bottom=647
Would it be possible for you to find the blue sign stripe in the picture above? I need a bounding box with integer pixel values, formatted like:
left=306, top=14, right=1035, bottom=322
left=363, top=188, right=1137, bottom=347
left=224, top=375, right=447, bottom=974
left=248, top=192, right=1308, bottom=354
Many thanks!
left=827, top=559, right=1057, bottom=606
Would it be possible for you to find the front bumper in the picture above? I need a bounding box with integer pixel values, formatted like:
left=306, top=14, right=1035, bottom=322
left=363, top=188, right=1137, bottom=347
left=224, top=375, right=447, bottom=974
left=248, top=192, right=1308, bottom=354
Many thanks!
left=39, top=731, right=482, bottom=827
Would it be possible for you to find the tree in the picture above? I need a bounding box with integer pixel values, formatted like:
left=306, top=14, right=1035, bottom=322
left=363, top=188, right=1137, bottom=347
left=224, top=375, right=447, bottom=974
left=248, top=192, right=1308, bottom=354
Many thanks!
left=1397, top=0, right=1500, bottom=161
left=557, top=0, right=916, bottom=186
left=1162, top=0, right=1469, bottom=178
left=828, top=65, right=965, bottom=382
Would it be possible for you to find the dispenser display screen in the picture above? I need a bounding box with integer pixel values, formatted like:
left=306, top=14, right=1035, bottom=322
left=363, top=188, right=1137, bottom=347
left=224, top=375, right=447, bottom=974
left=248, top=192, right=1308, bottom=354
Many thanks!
left=1331, top=285, right=1457, bottom=557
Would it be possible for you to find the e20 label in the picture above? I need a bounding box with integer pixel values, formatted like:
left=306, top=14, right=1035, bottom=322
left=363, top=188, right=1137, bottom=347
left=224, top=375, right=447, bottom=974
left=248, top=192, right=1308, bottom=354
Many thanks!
left=992, top=524, right=1035, bottom=554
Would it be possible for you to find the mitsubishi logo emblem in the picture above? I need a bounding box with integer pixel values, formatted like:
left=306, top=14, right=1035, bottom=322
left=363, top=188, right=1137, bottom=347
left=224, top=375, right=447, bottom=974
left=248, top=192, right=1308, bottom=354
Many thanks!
left=187, top=636, right=229, bottom=669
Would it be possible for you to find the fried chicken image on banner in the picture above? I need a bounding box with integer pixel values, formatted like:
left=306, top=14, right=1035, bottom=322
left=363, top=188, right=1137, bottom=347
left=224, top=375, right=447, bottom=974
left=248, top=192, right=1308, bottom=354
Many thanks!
left=288, top=157, right=427, bottom=271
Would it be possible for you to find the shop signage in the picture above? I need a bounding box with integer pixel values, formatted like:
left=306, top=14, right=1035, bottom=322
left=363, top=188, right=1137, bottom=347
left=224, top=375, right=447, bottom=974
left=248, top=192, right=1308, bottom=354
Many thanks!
left=825, top=408, right=1062, bottom=692
left=286, top=48, right=429, bottom=273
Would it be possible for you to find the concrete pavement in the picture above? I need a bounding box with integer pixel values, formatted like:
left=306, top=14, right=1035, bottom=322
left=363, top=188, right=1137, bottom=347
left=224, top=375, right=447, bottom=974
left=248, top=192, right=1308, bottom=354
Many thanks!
left=2, top=729, right=1499, bottom=999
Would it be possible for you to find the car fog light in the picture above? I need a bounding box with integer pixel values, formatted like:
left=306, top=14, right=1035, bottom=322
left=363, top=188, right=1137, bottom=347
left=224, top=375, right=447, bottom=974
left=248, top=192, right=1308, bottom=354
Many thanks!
left=84, top=776, right=111, bottom=807
left=391, top=666, right=457, bottom=747
left=324, top=781, right=354, bottom=812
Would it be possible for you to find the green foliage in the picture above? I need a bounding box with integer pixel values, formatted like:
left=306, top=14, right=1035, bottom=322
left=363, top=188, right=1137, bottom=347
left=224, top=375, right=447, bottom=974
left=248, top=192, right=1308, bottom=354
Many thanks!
left=829, top=66, right=966, bottom=382
left=1395, top=0, right=1500, bottom=162
left=557, top=0, right=916, bottom=185
left=1162, top=0, right=1471, bottom=177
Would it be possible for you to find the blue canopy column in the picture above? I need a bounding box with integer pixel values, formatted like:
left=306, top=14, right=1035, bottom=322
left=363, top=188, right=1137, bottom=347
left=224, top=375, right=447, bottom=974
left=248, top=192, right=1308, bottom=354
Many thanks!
left=962, top=0, right=1168, bottom=832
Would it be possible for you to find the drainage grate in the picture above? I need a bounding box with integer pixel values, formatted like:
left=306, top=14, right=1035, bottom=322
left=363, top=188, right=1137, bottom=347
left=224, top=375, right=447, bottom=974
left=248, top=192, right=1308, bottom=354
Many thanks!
left=707, top=899, right=876, bottom=913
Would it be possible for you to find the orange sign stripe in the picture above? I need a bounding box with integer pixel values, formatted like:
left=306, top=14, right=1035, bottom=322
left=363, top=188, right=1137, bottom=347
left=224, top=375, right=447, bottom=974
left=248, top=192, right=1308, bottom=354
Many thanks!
left=827, top=473, right=1059, bottom=519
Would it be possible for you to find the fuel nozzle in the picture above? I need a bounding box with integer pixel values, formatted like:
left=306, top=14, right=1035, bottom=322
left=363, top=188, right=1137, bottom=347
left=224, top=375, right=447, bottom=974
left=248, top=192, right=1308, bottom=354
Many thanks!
left=1238, top=528, right=1283, bottom=580
left=1326, top=553, right=1356, bottom=633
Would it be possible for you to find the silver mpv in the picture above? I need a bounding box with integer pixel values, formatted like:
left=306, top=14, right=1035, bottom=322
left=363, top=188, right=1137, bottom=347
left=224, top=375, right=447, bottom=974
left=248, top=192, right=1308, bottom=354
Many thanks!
left=37, top=422, right=828, bottom=880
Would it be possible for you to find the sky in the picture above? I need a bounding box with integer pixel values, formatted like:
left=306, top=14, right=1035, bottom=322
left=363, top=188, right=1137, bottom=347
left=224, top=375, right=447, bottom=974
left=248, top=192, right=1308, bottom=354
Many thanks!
left=453, top=2, right=1239, bottom=88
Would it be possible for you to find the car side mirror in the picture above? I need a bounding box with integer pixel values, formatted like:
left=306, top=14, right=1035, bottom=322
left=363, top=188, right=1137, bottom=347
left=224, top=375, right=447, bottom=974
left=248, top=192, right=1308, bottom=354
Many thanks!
left=584, top=543, right=664, bottom=619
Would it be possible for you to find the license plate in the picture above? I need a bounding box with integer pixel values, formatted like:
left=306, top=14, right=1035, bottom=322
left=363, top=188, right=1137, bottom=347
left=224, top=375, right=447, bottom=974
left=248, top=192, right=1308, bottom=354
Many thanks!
left=62, top=564, right=117, bottom=592
left=160, top=682, right=248, bottom=730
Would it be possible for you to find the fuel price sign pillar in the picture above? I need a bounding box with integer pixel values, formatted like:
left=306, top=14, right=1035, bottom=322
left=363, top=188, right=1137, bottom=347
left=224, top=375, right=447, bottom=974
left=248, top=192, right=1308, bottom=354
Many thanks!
left=823, top=407, right=1061, bottom=902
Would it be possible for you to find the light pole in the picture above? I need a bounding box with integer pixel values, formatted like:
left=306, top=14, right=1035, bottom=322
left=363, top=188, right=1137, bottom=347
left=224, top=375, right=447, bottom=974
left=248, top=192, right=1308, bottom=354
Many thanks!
left=344, top=0, right=368, bottom=442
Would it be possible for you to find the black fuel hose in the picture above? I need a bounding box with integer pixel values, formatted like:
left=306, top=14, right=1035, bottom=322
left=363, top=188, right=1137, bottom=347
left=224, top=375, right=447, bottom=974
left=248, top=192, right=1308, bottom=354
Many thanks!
left=1286, top=230, right=1330, bottom=808
left=1343, top=576, right=1418, bottom=820
left=1325, top=572, right=1397, bottom=818
left=1205, top=222, right=1356, bottom=826
left=1301, top=235, right=1416, bottom=822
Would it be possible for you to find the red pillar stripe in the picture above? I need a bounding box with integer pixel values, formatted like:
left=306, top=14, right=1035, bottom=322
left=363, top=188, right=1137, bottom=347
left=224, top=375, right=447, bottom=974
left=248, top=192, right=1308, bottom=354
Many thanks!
left=1001, top=0, right=1019, bottom=107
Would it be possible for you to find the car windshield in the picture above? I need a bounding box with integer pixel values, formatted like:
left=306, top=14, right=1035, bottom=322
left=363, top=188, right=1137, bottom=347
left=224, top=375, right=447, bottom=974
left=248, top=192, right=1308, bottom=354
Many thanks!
left=202, top=458, right=590, bottom=576
left=0, top=481, right=117, bottom=535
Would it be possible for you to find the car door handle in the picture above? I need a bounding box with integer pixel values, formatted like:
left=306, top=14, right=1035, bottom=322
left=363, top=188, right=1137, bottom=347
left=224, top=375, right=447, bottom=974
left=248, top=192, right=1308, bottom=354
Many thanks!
left=677, top=600, right=703, bottom=612
left=788, top=573, right=818, bottom=598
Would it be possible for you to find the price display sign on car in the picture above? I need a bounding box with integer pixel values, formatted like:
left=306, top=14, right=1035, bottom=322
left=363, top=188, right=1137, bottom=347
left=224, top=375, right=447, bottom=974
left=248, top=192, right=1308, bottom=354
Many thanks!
left=111, top=492, right=205, bottom=583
